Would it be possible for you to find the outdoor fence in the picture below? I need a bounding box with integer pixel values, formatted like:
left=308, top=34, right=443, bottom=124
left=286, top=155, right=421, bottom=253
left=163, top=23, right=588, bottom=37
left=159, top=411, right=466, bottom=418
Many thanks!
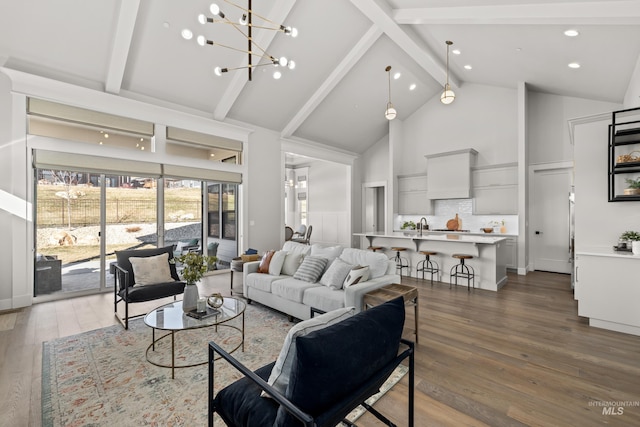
left=37, top=199, right=201, bottom=227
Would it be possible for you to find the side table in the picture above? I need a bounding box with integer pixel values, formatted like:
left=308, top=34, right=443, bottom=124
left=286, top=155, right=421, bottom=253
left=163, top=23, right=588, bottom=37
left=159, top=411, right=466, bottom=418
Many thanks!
left=363, top=283, right=419, bottom=343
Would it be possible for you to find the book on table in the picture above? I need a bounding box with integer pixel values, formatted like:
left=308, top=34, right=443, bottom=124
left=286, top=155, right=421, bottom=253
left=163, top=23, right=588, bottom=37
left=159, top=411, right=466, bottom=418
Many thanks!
left=186, top=307, right=220, bottom=320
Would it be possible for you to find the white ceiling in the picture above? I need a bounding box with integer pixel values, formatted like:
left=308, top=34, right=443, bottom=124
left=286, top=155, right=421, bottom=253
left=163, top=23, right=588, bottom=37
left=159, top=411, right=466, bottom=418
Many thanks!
left=1, top=0, right=639, bottom=155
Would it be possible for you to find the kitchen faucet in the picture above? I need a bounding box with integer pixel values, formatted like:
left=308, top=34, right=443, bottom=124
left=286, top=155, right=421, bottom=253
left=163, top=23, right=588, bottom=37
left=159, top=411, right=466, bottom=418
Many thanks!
left=418, top=217, right=428, bottom=236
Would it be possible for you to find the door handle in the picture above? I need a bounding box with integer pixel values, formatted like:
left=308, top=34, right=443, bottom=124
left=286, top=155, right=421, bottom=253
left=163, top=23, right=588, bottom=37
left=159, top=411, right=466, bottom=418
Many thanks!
left=535, top=231, right=542, bottom=235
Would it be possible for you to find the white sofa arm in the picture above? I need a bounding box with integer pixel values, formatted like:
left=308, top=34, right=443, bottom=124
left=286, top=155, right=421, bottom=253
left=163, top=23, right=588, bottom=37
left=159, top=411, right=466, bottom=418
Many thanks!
left=242, top=261, right=260, bottom=294
left=344, top=273, right=401, bottom=312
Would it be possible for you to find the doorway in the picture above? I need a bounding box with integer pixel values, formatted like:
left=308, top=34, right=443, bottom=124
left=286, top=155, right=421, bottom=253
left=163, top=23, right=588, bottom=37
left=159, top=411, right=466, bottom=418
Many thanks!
left=531, top=166, right=573, bottom=274
left=363, top=183, right=386, bottom=233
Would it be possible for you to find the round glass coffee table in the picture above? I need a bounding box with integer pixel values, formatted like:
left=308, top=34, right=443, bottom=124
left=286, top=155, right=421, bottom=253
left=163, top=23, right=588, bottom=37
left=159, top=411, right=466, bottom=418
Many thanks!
left=143, top=297, right=246, bottom=378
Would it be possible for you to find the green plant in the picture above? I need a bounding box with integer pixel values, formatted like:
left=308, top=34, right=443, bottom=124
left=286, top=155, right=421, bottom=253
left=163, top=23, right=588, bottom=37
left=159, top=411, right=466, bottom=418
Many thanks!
left=401, top=221, right=416, bottom=230
left=173, top=252, right=217, bottom=284
left=625, top=177, right=640, bottom=189
left=620, top=231, right=640, bottom=241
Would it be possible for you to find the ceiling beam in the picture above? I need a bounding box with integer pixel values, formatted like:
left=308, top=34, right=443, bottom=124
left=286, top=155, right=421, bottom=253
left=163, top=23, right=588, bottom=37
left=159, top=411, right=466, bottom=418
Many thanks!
left=393, top=1, right=640, bottom=25
left=213, top=0, right=297, bottom=121
left=349, top=0, right=458, bottom=89
left=281, top=25, right=383, bottom=139
left=105, top=0, right=140, bottom=94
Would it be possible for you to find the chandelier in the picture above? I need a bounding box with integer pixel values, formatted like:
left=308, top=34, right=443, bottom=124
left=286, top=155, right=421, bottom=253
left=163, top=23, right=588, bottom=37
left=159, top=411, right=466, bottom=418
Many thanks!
left=181, top=1, right=298, bottom=81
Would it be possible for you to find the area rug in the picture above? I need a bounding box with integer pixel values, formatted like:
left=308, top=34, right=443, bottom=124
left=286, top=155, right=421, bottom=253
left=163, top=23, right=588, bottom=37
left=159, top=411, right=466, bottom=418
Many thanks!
left=42, top=303, right=408, bottom=426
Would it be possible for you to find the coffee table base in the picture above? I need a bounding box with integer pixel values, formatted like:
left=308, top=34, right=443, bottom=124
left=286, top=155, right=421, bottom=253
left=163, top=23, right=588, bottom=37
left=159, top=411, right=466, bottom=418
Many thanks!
left=146, top=323, right=244, bottom=379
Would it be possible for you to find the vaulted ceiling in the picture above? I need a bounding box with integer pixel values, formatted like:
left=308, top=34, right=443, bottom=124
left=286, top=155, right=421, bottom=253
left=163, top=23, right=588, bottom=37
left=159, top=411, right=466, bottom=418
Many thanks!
left=1, top=0, right=639, bottom=155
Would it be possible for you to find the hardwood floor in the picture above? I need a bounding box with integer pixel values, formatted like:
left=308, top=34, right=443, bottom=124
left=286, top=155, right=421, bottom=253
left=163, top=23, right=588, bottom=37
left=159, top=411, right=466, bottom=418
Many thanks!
left=1, top=271, right=639, bottom=426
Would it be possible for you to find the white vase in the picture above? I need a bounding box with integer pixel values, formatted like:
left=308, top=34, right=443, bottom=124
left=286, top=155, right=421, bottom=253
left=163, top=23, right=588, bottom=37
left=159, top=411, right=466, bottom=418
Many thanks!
left=632, top=241, right=640, bottom=256
left=183, top=284, right=200, bottom=312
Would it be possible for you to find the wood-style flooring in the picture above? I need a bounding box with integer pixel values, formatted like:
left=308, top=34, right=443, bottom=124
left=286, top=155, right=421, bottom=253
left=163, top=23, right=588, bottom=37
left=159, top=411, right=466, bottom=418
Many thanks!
left=1, top=271, right=639, bottom=426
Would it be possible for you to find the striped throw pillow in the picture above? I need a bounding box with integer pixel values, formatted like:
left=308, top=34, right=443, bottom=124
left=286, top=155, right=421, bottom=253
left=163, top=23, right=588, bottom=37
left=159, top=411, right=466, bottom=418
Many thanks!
left=293, top=256, right=328, bottom=283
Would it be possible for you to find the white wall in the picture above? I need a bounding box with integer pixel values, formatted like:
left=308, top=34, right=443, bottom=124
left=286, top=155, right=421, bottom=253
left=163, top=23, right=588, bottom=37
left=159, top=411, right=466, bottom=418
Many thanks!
left=307, top=160, right=349, bottom=246
left=401, top=83, right=519, bottom=170
left=527, top=92, right=621, bottom=165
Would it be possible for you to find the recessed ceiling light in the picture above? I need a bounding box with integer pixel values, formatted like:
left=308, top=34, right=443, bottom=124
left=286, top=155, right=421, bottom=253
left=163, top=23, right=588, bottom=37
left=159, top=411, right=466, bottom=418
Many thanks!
left=564, top=29, right=579, bottom=37
left=515, top=47, right=522, bottom=52
left=163, top=22, right=170, bottom=29
left=393, top=72, right=401, bottom=80
left=452, top=49, right=461, bottom=55
left=181, top=29, right=193, bottom=40
left=464, top=65, right=472, bottom=70
left=568, top=62, right=581, bottom=69
left=409, top=83, right=416, bottom=91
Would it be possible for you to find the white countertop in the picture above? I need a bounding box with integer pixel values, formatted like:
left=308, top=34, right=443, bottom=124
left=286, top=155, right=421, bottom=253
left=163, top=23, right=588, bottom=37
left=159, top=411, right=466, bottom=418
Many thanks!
left=576, top=248, right=640, bottom=259
left=354, top=231, right=508, bottom=244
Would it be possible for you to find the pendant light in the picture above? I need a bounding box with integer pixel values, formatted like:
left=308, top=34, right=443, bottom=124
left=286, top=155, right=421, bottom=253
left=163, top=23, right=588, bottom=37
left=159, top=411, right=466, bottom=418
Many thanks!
left=385, top=65, right=397, bottom=120
left=440, top=40, right=455, bottom=105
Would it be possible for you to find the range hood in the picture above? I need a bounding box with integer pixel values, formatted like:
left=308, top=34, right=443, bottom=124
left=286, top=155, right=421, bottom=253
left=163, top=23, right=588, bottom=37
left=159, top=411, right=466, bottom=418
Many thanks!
left=425, top=148, right=478, bottom=199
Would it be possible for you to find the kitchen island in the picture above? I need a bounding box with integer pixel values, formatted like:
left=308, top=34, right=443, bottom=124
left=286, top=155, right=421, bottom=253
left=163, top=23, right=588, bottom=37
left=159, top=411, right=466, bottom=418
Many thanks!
left=354, top=231, right=509, bottom=291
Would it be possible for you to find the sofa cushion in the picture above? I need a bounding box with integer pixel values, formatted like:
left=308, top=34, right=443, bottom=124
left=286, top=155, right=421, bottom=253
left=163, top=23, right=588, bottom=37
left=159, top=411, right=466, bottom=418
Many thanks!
left=245, top=272, right=283, bottom=293
left=339, top=248, right=389, bottom=279
left=302, top=286, right=346, bottom=313
left=265, top=306, right=355, bottom=395
left=310, top=244, right=343, bottom=273
left=268, top=250, right=287, bottom=276
left=319, top=258, right=354, bottom=290
left=257, top=250, right=275, bottom=274
left=343, top=265, right=370, bottom=289
left=129, top=253, right=173, bottom=287
left=215, top=362, right=279, bottom=426
left=280, top=252, right=303, bottom=276
left=292, top=256, right=327, bottom=283
left=272, top=278, right=321, bottom=303
left=276, top=297, right=405, bottom=424
left=282, top=241, right=312, bottom=257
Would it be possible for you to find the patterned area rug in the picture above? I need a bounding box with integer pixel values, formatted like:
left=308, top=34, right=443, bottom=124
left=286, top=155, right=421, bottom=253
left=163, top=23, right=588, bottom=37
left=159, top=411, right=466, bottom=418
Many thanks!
left=42, top=303, right=408, bottom=426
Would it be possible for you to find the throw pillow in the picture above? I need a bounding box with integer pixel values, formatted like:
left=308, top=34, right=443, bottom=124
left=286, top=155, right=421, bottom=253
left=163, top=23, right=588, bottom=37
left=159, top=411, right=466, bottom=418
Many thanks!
left=292, top=256, right=327, bottom=283
left=319, top=258, right=354, bottom=290
left=281, top=252, right=303, bottom=276
left=129, top=253, right=173, bottom=287
left=343, top=265, right=370, bottom=289
left=310, top=244, right=343, bottom=273
left=257, top=250, right=275, bottom=274
left=268, top=250, right=287, bottom=276
left=264, top=306, right=355, bottom=396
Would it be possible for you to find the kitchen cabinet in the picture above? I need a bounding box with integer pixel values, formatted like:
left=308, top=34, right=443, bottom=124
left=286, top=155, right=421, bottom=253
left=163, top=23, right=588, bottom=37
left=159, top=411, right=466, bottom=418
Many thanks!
left=608, top=107, right=640, bottom=202
left=472, top=163, right=518, bottom=214
left=574, top=253, right=640, bottom=336
left=426, top=148, right=477, bottom=199
left=504, top=237, right=517, bottom=270
left=397, top=174, right=433, bottom=214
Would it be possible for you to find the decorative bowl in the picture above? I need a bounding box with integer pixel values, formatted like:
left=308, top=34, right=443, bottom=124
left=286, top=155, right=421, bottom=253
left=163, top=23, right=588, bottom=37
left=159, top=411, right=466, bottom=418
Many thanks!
left=482, top=228, right=494, bottom=233
left=207, top=293, right=224, bottom=309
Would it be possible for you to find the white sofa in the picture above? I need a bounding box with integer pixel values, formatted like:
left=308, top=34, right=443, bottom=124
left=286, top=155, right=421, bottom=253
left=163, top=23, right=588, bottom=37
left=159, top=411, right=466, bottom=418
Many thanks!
left=243, top=242, right=400, bottom=320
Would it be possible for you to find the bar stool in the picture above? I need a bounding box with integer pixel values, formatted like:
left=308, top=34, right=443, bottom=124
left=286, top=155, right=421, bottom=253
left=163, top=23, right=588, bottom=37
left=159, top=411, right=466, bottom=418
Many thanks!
left=367, top=246, right=384, bottom=252
left=449, top=254, right=475, bottom=291
left=390, top=247, right=410, bottom=276
left=416, top=250, right=439, bottom=284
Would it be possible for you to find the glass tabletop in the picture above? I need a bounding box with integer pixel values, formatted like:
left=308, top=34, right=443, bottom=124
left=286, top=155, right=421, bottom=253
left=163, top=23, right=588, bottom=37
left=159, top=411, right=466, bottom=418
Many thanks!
left=143, top=297, right=246, bottom=331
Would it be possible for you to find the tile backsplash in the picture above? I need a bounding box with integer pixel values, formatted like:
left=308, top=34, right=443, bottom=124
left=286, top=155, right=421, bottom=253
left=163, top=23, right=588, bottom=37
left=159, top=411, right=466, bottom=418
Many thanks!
left=396, top=199, right=519, bottom=235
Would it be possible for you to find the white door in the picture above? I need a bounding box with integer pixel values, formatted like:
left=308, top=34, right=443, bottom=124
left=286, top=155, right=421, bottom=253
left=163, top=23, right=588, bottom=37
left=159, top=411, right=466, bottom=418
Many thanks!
left=532, top=167, right=572, bottom=273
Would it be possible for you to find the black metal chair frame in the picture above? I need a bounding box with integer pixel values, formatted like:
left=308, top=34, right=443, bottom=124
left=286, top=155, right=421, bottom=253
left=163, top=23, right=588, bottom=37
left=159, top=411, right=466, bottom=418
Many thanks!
left=416, top=252, right=440, bottom=284
left=449, top=257, right=475, bottom=291
left=110, top=263, right=184, bottom=329
left=391, top=248, right=410, bottom=277
left=208, top=338, right=415, bottom=427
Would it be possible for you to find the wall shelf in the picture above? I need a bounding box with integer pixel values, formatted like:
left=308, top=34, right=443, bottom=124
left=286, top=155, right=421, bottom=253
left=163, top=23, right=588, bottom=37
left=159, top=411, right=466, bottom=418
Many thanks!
left=608, top=107, right=640, bottom=202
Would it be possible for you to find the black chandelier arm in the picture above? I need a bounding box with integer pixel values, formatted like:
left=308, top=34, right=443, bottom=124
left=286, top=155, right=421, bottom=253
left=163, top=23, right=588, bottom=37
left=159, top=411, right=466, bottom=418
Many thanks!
left=201, top=39, right=278, bottom=61
left=222, top=0, right=290, bottom=29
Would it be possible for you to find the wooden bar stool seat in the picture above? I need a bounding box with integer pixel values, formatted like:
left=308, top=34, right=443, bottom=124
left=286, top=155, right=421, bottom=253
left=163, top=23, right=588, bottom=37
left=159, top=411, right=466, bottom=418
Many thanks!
left=390, top=247, right=410, bottom=277
left=450, top=254, right=475, bottom=291
left=368, top=246, right=384, bottom=252
left=416, top=250, right=439, bottom=284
